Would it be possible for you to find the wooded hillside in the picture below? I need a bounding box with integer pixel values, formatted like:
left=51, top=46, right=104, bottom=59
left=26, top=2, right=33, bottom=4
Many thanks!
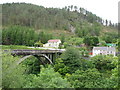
left=2, top=3, right=118, bottom=31
left=1, top=3, right=118, bottom=46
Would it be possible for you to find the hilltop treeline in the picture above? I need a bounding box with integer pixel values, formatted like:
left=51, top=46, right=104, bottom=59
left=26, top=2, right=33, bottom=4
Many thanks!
left=2, top=3, right=118, bottom=30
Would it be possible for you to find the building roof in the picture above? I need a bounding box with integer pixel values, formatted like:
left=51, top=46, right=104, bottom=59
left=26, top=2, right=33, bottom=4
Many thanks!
left=93, top=47, right=116, bottom=51
left=48, top=39, right=61, bottom=42
left=106, top=43, right=116, bottom=46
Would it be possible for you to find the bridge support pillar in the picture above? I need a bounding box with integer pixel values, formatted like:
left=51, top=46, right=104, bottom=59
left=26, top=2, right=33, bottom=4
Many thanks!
left=34, top=55, right=46, bottom=65
left=46, top=54, right=53, bottom=62
left=50, top=54, right=52, bottom=62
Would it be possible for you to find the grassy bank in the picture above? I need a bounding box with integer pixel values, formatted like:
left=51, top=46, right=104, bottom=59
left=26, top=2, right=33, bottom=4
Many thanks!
left=1, top=45, right=44, bottom=50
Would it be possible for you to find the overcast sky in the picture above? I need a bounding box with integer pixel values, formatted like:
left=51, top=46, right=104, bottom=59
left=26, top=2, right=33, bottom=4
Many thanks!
left=0, top=0, right=119, bottom=23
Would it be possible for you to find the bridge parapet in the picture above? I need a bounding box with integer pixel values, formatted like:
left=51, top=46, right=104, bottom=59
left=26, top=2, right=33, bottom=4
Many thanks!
left=10, top=49, right=64, bottom=55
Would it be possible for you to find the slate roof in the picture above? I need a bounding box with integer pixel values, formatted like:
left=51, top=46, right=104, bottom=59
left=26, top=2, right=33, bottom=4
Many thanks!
left=93, top=47, right=116, bottom=51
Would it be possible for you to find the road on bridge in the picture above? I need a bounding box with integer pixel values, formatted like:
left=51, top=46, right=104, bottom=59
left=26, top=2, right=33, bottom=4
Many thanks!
left=9, top=49, right=65, bottom=55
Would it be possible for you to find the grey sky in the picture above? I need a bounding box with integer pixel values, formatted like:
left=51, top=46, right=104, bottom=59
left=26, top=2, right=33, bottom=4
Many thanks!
left=0, top=0, right=119, bottom=23
left=118, top=2, right=120, bottom=23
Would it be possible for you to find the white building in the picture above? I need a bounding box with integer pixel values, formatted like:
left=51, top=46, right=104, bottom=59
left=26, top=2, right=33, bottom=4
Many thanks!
left=92, top=47, right=116, bottom=57
left=43, top=39, right=61, bottom=49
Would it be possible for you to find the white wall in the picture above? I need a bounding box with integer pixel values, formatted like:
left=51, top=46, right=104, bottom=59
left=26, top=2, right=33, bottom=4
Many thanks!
left=44, top=40, right=61, bottom=48
left=93, top=49, right=116, bottom=56
left=93, top=50, right=100, bottom=56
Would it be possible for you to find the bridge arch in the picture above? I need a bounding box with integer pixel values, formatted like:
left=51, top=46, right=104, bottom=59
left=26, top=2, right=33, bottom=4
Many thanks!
left=16, top=54, right=53, bottom=65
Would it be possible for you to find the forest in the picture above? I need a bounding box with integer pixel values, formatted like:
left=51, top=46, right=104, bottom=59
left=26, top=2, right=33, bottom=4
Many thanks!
left=2, top=48, right=119, bottom=88
left=1, top=3, right=118, bottom=46
left=1, top=3, right=119, bottom=88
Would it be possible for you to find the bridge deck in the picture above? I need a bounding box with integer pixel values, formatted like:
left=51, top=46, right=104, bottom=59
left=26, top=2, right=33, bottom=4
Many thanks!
left=4, top=49, right=64, bottom=55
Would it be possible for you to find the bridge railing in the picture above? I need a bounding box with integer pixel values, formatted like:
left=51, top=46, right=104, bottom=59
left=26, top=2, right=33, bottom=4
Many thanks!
left=9, top=49, right=64, bottom=55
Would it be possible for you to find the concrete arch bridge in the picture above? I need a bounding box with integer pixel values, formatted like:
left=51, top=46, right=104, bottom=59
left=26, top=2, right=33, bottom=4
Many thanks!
left=4, top=49, right=65, bottom=65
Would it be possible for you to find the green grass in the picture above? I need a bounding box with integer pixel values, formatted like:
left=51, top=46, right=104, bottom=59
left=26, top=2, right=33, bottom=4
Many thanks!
left=1, top=45, right=45, bottom=50
left=1, top=45, right=28, bottom=49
